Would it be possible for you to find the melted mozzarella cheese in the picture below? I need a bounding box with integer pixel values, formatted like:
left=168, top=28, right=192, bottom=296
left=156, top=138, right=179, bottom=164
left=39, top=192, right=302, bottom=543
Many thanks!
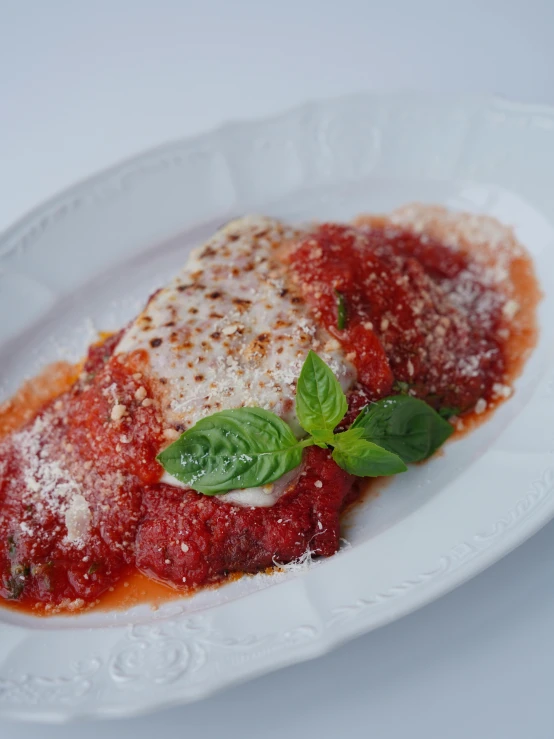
left=116, top=216, right=357, bottom=506
left=160, top=466, right=301, bottom=508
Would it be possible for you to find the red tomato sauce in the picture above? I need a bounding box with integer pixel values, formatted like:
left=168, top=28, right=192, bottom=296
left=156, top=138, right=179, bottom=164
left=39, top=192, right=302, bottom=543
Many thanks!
left=0, top=215, right=539, bottom=614
left=137, top=447, right=354, bottom=589
left=287, top=223, right=507, bottom=413
left=0, top=335, right=165, bottom=612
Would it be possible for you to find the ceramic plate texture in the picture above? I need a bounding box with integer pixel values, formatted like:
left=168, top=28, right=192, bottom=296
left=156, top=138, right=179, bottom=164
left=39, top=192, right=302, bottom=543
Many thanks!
left=1, top=92, right=554, bottom=722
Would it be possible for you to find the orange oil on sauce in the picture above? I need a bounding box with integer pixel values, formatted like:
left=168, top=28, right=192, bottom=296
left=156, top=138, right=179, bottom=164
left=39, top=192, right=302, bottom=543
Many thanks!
left=0, top=361, right=80, bottom=442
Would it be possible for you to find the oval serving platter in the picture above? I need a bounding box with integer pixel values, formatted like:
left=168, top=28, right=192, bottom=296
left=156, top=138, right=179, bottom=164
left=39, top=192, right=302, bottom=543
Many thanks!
left=1, top=92, right=554, bottom=722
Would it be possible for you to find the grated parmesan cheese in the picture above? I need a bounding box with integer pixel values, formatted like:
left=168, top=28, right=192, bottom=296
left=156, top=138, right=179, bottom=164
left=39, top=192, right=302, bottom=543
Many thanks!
left=116, top=217, right=356, bottom=438
left=64, top=493, right=92, bottom=548
left=474, top=398, right=488, bottom=414
left=110, top=404, right=127, bottom=422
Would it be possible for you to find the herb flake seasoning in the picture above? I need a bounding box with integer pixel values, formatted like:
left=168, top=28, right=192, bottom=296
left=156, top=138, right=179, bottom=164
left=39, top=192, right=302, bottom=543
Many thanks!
left=335, top=290, right=347, bottom=330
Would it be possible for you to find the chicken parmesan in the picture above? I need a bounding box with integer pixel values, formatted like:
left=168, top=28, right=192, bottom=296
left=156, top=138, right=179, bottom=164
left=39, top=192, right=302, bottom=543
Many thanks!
left=0, top=206, right=539, bottom=613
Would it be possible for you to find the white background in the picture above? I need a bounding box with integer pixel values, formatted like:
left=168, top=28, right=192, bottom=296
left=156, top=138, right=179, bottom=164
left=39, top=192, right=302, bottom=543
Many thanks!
left=2, top=1, right=554, bottom=736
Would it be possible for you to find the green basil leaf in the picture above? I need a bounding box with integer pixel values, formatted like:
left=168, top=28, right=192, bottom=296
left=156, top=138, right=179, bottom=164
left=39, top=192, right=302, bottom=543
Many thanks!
left=352, top=395, right=454, bottom=463
left=157, top=407, right=307, bottom=495
left=296, top=350, right=348, bottom=435
left=331, top=432, right=407, bottom=477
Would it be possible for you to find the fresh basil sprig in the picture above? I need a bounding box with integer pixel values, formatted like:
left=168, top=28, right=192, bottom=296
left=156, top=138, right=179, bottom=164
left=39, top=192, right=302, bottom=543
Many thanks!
left=157, top=351, right=453, bottom=494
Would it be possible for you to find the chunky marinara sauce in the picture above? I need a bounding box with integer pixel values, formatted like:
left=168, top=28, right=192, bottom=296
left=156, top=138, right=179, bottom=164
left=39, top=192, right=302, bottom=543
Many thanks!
left=288, top=222, right=506, bottom=413
left=0, top=210, right=539, bottom=613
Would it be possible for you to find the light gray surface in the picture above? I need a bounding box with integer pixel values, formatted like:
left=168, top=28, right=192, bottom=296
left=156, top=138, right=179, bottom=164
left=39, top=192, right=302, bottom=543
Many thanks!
left=1, top=1, right=553, bottom=736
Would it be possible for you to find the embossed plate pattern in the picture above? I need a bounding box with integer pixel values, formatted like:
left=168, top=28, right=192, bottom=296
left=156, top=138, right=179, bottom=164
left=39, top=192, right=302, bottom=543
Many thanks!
left=1, top=93, right=554, bottom=722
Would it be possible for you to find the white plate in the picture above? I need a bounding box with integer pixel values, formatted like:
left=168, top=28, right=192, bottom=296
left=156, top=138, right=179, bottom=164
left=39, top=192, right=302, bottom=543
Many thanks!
left=1, top=92, right=554, bottom=723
